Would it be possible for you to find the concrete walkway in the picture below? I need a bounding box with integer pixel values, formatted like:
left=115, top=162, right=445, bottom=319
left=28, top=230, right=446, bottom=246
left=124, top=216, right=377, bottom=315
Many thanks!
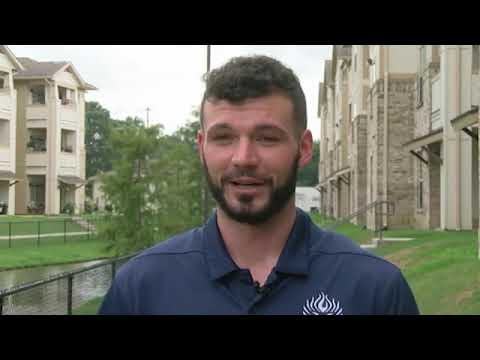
left=0, top=232, right=91, bottom=241
left=360, top=237, right=415, bottom=249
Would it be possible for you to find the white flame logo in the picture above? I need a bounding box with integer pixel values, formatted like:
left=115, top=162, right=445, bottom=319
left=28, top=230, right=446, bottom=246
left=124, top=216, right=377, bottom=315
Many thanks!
left=302, top=292, right=343, bottom=315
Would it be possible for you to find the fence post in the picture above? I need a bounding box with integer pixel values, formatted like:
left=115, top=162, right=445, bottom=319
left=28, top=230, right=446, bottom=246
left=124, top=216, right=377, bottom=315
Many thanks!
left=37, top=221, right=40, bottom=247
left=8, top=222, right=11, bottom=249
left=64, top=219, right=67, bottom=244
left=67, top=275, right=73, bottom=315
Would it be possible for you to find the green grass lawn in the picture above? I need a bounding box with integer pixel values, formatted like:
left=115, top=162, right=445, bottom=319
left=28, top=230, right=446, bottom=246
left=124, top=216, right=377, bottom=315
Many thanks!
left=310, top=212, right=375, bottom=245
left=0, top=238, right=114, bottom=271
left=311, top=213, right=480, bottom=314
left=73, top=297, right=104, bottom=315
left=371, top=229, right=480, bottom=315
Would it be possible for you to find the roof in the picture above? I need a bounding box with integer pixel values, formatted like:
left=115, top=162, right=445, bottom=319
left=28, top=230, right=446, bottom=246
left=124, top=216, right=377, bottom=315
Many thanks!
left=14, top=57, right=97, bottom=91
left=15, top=58, right=67, bottom=78
left=0, top=46, right=25, bottom=71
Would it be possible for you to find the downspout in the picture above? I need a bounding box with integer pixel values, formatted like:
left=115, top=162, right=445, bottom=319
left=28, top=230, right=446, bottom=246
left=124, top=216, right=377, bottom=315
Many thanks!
left=383, top=46, right=389, bottom=229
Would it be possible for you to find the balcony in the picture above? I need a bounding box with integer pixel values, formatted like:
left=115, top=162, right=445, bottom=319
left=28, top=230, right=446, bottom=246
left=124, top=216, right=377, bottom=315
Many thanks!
left=26, top=105, right=48, bottom=120
left=59, top=152, right=77, bottom=176
left=0, top=92, right=12, bottom=118
left=26, top=152, right=47, bottom=168
left=59, top=100, right=78, bottom=129
left=0, top=147, right=11, bottom=172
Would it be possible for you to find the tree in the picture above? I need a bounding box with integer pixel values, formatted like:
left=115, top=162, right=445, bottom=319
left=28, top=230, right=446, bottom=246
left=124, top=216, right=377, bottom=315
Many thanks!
left=98, top=121, right=163, bottom=256
left=85, top=102, right=114, bottom=180
left=98, top=111, right=208, bottom=256
left=296, top=140, right=320, bottom=187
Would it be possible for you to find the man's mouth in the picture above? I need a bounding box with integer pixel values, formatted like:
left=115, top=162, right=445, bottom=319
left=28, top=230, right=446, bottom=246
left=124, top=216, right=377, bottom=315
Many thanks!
left=228, top=177, right=267, bottom=190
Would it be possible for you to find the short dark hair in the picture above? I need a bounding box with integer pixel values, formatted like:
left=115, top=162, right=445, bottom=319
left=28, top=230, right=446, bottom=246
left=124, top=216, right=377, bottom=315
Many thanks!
left=200, top=55, right=307, bottom=136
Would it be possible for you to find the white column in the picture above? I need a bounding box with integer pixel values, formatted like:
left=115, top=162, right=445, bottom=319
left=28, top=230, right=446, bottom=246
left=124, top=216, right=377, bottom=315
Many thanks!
left=440, top=45, right=473, bottom=230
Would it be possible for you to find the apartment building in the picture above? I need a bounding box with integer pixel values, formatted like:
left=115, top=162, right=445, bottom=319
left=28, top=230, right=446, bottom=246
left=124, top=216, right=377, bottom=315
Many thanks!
left=365, top=45, right=418, bottom=230
left=405, top=45, right=479, bottom=230
left=319, top=45, right=419, bottom=231
left=317, top=46, right=352, bottom=220
left=0, top=46, right=24, bottom=215
left=11, top=53, right=96, bottom=215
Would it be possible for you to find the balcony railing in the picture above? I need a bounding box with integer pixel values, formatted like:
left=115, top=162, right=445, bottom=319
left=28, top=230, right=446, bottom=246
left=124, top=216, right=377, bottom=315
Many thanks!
left=27, top=139, right=47, bottom=153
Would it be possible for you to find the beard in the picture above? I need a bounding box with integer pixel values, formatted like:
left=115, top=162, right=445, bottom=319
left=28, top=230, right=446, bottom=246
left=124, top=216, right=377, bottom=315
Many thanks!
left=202, top=153, right=300, bottom=225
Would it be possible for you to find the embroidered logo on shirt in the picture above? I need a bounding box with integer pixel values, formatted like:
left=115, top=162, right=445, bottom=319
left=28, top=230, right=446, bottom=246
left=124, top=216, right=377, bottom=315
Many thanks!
left=302, top=292, right=343, bottom=315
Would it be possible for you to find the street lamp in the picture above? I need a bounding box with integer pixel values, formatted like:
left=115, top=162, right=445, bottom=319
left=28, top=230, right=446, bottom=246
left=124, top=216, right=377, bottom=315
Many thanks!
left=203, top=45, right=211, bottom=223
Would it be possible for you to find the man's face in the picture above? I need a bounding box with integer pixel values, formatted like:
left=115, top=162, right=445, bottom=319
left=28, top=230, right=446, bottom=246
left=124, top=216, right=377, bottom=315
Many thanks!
left=198, top=93, right=313, bottom=224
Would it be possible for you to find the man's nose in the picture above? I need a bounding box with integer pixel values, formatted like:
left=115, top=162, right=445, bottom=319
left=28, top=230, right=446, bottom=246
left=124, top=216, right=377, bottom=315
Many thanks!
left=231, top=138, right=259, bottom=168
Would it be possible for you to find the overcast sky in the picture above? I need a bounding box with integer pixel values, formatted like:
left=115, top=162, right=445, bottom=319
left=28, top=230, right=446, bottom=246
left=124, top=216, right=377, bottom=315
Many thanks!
left=8, top=45, right=332, bottom=140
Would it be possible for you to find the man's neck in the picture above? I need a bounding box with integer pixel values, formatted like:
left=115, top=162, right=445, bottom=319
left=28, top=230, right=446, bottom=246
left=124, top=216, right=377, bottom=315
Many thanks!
left=216, top=202, right=297, bottom=284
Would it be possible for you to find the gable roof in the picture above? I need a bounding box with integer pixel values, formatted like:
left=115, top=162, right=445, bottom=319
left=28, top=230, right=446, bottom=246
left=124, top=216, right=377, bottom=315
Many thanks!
left=14, top=57, right=97, bottom=90
left=0, top=45, right=25, bottom=71
left=15, top=57, right=67, bottom=78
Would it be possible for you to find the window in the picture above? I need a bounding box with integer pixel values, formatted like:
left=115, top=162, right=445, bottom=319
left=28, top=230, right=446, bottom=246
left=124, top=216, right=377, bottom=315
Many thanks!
left=370, top=155, right=373, bottom=202
left=58, top=86, right=75, bottom=105
left=419, top=45, right=427, bottom=74
left=31, top=86, right=45, bottom=105
left=0, top=119, right=9, bottom=147
left=61, top=129, right=75, bottom=153
left=417, top=159, right=424, bottom=209
left=27, top=128, right=47, bottom=152
left=416, top=75, right=423, bottom=108
left=417, top=180, right=424, bottom=209
left=473, top=45, right=479, bottom=75
left=0, top=71, right=8, bottom=89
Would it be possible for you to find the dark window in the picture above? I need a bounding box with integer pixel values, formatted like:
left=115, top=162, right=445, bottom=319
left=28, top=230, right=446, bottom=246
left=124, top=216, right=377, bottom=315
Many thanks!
left=473, top=45, right=479, bottom=74
left=416, top=75, right=423, bottom=108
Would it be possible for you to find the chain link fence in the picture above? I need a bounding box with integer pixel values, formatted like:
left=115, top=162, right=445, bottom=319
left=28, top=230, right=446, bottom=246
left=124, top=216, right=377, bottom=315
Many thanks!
left=0, top=253, right=136, bottom=315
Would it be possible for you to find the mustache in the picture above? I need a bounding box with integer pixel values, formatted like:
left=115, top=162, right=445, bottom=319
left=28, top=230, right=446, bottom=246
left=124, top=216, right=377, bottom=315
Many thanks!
left=221, top=170, right=272, bottom=184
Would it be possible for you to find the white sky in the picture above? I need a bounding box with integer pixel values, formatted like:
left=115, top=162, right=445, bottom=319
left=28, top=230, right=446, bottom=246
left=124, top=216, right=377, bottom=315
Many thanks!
left=8, top=45, right=332, bottom=140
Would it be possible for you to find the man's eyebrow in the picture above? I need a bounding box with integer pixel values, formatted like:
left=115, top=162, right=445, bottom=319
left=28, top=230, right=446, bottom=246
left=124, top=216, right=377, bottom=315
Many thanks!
left=253, top=125, right=288, bottom=135
left=207, top=123, right=233, bottom=133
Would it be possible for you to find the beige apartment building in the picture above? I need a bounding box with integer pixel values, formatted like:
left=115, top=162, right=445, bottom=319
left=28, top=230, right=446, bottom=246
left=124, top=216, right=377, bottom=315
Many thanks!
left=318, top=46, right=352, bottom=221
left=0, top=46, right=96, bottom=216
left=405, top=45, right=479, bottom=230
left=0, top=46, right=24, bottom=215
left=13, top=55, right=96, bottom=215
left=319, top=45, right=419, bottom=231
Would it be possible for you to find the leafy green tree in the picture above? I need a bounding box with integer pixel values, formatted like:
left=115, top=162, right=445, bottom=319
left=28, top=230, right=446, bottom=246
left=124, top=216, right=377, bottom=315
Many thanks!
left=98, top=122, right=163, bottom=256
left=85, top=102, right=114, bottom=179
left=296, top=140, right=320, bottom=186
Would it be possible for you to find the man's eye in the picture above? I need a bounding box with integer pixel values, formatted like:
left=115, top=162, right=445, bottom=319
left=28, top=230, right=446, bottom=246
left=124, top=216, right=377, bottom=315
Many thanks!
left=257, top=135, right=279, bottom=144
left=212, top=134, right=233, bottom=143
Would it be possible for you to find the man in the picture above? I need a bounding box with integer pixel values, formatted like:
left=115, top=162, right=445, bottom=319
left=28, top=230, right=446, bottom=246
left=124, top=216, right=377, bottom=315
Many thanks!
left=99, top=55, right=419, bottom=315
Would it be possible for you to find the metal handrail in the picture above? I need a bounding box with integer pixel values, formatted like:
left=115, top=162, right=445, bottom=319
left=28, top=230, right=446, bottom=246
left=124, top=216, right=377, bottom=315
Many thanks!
left=0, top=252, right=138, bottom=298
left=324, top=200, right=395, bottom=231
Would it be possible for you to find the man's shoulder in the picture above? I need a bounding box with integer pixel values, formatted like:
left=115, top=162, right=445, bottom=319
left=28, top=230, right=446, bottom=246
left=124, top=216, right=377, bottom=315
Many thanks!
left=307, top=220, right=400, bottom=275
left=134, top=227, right=204, bottom=261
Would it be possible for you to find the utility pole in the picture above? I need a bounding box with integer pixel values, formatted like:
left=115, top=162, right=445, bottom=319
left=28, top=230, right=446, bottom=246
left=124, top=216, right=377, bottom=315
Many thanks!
left=203, top=45, right=211, bottom=223
left=146, top=107, right=151, bottom=128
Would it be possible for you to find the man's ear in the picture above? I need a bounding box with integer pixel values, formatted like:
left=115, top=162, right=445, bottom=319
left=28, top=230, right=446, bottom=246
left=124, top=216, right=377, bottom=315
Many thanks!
left=197, top=130, right=205, bottom=165
left=298, top=129, right=313, bottom=169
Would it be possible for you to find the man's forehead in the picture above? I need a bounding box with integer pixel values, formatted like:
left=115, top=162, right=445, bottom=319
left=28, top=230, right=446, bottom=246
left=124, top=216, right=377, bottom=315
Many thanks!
left=203, top=94, right=294, bottom=120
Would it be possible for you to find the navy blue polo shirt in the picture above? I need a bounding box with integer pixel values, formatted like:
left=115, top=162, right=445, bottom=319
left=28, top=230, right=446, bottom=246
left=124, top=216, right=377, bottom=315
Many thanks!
left=98, top=209, right=419, bottom=315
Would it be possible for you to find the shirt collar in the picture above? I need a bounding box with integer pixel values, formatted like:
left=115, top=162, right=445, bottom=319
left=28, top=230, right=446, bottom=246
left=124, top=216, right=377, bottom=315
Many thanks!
left=202, top=209, right=310, bottom=281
